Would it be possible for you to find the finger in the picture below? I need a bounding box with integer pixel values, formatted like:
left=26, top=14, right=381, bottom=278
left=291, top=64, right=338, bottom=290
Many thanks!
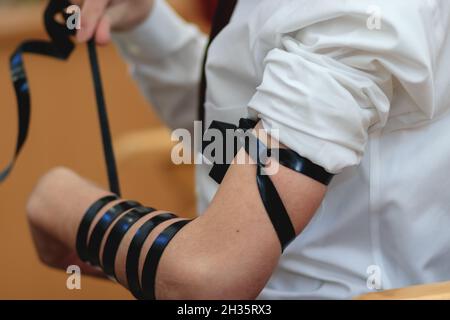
left=76, top=0, right=110, bottom=43
left=95, top=15, right=111, bottom=46
left=94, top=2, right=128, bottom=45
left=94, top=1, right=125, bottom=45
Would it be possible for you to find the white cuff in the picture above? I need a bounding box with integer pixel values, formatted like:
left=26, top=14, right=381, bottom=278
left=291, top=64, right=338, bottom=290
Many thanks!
left=112, top=0, right=196, bottom=62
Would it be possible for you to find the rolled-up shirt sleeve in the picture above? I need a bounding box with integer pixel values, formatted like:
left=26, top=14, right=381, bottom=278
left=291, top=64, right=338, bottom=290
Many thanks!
left=248, top=0, right=437, bottom=173
left=113, top=0, right=207, bottom=132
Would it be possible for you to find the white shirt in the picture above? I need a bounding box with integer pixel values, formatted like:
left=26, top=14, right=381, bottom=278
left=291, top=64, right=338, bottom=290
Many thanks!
left=114, top=0, right=450, bottom=299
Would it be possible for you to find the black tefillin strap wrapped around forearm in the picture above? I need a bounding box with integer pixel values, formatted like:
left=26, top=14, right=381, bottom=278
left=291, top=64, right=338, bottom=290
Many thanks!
left=204, top=119, right=334, bottom=251
left=76, top=195, right=191, bottom=300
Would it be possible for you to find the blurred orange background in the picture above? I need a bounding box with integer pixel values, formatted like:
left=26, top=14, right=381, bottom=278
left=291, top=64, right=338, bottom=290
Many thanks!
left=0, top=0, right=211, bottom=299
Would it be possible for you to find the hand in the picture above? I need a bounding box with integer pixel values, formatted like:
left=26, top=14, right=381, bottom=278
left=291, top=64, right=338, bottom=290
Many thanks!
left=27, top=167, right=111, bottom=276
left=70, top=0, right=155, bottom=45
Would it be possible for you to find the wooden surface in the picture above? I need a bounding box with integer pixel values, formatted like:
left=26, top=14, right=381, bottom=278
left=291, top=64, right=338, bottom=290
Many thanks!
left=357, top=281, right=450, bottom=300
left=0, top=1, right=206, bottom=299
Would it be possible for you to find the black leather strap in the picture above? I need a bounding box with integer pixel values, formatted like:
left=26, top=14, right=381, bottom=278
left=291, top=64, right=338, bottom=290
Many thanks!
left=102, top=206, right=156, bottom=279
left=277, top=148, right=334, bottom=185
left=87, top=200, right=140, bottom=266
left=126, top=213, right=177, bottom=300
left=256, top=172, right=296, bottom=250
left=141, top=220, right=190, bottom=300
left=87, top=40, right=121, bottom=196
left=1, top=0, right=74, bottom=182
left=205, top=118, right=257, bottom=184
left=76, top=195, right=119, bottom=262
left=241, top=134, right=297, bottom=251
left=3, top=0, right=121, bottom=198
left=205, top=118, right=334, bottom=251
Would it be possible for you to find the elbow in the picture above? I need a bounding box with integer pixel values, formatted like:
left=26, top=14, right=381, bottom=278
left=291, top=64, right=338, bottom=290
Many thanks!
left=155, top=254, right=264, bottom=300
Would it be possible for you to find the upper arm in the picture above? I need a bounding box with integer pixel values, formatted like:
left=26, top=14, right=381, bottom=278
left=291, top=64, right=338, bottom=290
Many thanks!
left=156, top=125, right=327, bottom=299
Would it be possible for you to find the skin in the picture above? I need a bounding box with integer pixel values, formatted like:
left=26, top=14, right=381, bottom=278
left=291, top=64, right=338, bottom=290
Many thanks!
left=27, top=121, right=328, bottom=299
left=69, top=0, right=155, bottom=45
